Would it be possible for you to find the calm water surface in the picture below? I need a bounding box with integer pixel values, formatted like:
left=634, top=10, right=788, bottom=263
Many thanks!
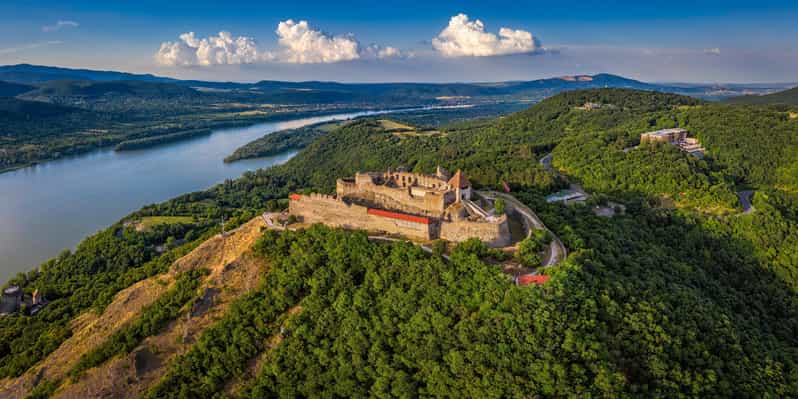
left=0, top=110, right=397, bottom=282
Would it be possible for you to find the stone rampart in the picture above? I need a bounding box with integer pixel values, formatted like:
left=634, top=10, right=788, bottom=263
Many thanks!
left=289, top=194, right=433, bottom=240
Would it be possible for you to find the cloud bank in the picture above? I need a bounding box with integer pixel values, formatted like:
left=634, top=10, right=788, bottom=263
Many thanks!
left=432, top=14, right=541, bottom=57
left=42, top=20, right=79, bottom=33
left=155, top=20, right=404, bottom=67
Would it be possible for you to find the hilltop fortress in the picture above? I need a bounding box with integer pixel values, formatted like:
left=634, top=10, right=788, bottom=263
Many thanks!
left=289, top=167, right=511, bottom=246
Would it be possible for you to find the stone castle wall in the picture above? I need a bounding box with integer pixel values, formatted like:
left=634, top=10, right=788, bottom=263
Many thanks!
left=380, top=171, right=450, bottom=190
left=289, top=194, right=433, bottom=240
left=440, top=214, right=512, bottom=247
left=337, top=179, right=450, bottom=216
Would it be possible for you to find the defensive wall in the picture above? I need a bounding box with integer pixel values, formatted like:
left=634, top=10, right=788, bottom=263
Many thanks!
left=289, top=193, right=510, bottom=246
left=289, top=193, right=434, bottom=240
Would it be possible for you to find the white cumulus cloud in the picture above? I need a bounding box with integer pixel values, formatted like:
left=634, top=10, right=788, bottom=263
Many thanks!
left=42, top=20, right=79, bottom=32
left=275, top=19, right=360, bottom=63
left=362, top=44, right=408, bottom=60
left=432, top=14, right=541, bottom=57
left=155, top=20, right=404, bottom=67
left=155, top=31, right=268, bottom=66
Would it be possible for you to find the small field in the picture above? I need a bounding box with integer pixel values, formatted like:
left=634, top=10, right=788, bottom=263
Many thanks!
left=133, top=216, right=195, bottom=231
left=378, top=119, right=444, bottom=138
left=378, top=119, right=416, bottom=131
left=789, top=112, right=797, bottom=119
left=316, top=121, right=344, bottom=132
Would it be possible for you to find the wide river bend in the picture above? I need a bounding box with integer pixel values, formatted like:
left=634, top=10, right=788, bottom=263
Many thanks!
left=0, top=109, right=401, bottom=282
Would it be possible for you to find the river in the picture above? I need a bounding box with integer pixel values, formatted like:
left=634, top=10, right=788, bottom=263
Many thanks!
left=0, top=109, right=402, bottom=282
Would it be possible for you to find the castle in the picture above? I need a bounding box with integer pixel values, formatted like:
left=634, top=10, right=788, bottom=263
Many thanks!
left=288, top=167, right=511, bottom=246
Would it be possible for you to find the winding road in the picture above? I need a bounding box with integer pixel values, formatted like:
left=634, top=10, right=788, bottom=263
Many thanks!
left=481, top=191, right=567, bottom=267
left=737, top=190, right=756, bottom=214
left=539, top=153, right=589, bottom=198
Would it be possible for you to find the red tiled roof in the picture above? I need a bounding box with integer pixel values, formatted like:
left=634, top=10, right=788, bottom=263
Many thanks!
left=516, top=274, right=550, bottom=286
left=367, top=208, right=430, bottom=225
left=289, top=193, right=302, bottom=201
left=448, top=170, right=471, bottom=189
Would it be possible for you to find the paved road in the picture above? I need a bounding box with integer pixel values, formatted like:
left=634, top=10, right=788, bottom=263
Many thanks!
left=540, top=153, right=554, bottom=172
left=737, top=190, right=756, bottom=214
left=483, top=191, right=567, bottom=267
left=539, top=153, right=589, bottom=199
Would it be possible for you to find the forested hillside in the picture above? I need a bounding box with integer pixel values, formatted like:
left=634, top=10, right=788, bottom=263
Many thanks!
left=3, top=88, right=798, bottom=397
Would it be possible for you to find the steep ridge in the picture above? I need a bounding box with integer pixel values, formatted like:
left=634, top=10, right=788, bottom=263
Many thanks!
left=0, top=217, right=268, bottom=399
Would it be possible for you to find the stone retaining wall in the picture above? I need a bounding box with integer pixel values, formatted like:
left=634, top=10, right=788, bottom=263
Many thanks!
left=440, top=214, right=511, bottom=247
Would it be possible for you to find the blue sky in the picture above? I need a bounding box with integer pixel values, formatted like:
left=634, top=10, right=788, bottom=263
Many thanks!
left=1, top=0, right=797, bottom=83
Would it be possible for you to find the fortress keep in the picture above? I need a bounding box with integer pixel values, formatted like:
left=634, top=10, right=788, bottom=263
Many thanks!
left=289, top=168, right=511, bottom=246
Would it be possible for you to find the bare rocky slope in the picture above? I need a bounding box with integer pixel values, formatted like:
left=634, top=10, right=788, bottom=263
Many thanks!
left=0, top=217, right=268, bottom=399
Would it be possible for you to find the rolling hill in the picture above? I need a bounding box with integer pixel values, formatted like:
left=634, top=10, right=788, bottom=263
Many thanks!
left=0, top=81, right=35, bottom=97
left=19, top=80, right=203, bottom=100
left=725, top=86, right=798, bottom=105
left=0, top=63, right=177, bottom=84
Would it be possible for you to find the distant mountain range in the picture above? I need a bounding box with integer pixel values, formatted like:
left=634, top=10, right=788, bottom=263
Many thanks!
left=0, top=63, right=793, bottom=102
left=0, top=64, right=177, bottom=84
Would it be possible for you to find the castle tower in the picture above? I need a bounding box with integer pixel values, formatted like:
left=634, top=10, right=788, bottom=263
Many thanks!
left=448, top=170, right=471, bottom=202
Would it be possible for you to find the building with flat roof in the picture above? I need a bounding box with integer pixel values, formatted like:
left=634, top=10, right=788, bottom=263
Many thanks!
left=640, top=128, right=688, bottom=143
left=640, top=128, right=705, bottom=158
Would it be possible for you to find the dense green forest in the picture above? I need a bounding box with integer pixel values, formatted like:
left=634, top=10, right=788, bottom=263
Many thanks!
left=114, top=128, right=212, bottom=151
left=144, top=200, right=798, bottom=397
left=3, top=88, right=798, bottom=397
left=224, top=104, right=528, bottom=163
